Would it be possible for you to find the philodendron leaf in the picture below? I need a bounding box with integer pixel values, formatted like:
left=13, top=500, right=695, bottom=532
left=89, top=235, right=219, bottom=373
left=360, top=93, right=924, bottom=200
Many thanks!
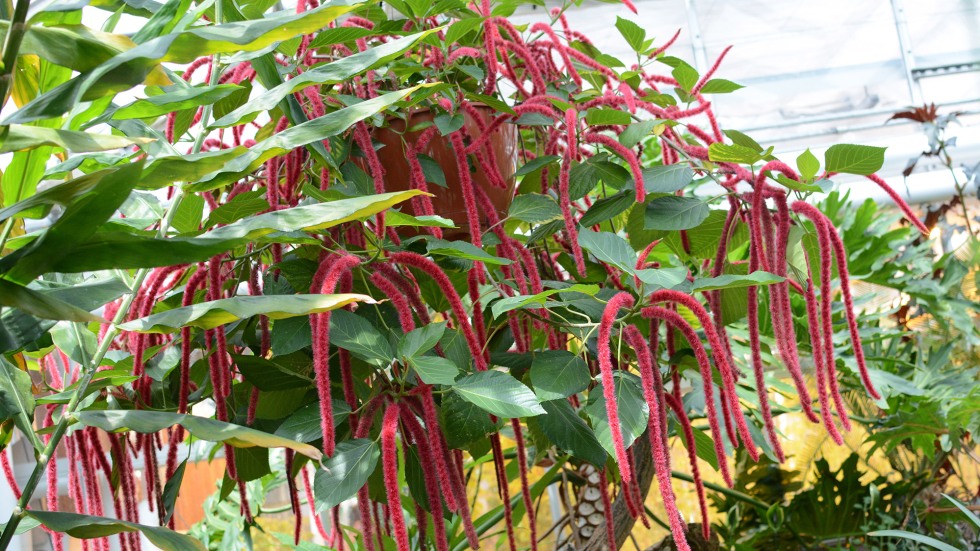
left=43, top=191, right=424, bottom=273
left=113, top=84, right=244, bottom=119
left=190, top=87, right=431, bottom=191
left=5, top=0, right=366, bottom=123
left=0, top=162, right=143, bottom=284
left=119, top=294, right=373, bottom=333
left=314, top=439, right=380, bottom=512
left=0, top=125, right=153, bottom=154
left=212, top=30, right=438, bottom=127
left=452, top=370, right=546, bottom=418
left=537, top=400, right=606, bottom=466
left=530, top=351, right=590, bottom=402
left=0, top=279, right=101, bottom=322
left=0, top=357, right=40, bottom=449
left=691, top=271, right=784, bottom=292
left=824, top=144, right=886, bottom=175
left=76, top=410, right=322, bottom=460
left=27, top=511, right=205, bottom=551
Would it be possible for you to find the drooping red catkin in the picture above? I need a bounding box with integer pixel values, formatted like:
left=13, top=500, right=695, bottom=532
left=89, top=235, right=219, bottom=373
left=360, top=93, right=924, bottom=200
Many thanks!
left=449, top=132, right=484, bottom=246
left=790, top=202, right=852, bottom=430
left=398, top=404, right=449, bottom=551
left=369, top=272, right=415, bottom=331
left=598, top=292, right=636, bottom=484
left=284, top=450, right=302, bottom=545
left=663, top=393, right=710, bottom=541
left=863, top=173, right=929, bottom=235
left=559, top=108, right=587, bottom=276
left=381, top=405, right=410, bottom=550
left=647, top=290, right=758, bottom=461
left=795, top=203, right=881, bottom=400
left=1, top=448, right=21, bottom=499
left=510, top=418, right=538, bottom=550
left=769, top=197, right=819, bottom=423
left=690, top=45, right=733, bottom=95
left=641, top=306, right=733, bottom=486
left=622, top=325, right=692, bottom=551
left=597, top=468, right=618, bottom=550
left=746, top=222, right=786, bottom=462
left=389, top=252, right=488, bottom=371
left=490, top=434, right=518, bottom=551
left=804, top=277, right=845, bottom=444
left=420, top=389, right=480, bottom=548
left=311, top=254, right=362, bottom=456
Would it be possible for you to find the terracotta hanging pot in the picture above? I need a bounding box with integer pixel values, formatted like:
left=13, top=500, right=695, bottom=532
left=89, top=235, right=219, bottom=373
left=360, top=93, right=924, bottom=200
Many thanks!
left=363, top=104, right=518, bottom=239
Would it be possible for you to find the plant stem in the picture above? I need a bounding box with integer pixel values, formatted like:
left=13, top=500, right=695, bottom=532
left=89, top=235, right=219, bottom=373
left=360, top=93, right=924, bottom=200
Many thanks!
left=0, top=218, right=14, bottom=252
left=0, top=0, right=29, bottom=105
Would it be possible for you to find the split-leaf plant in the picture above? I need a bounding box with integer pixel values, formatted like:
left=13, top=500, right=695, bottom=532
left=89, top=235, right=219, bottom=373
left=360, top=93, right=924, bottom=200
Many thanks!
left=0, top=0, right=932, bottom=549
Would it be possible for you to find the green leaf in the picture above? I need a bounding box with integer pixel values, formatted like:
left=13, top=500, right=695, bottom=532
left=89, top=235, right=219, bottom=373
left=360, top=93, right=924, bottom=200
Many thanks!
left=537, top=400, right=606, bottom=466
left=440, top=391, right=501, bottom=448
left=170, top=191, right=204, bottom=233
left=580, top=191, right=633, bottom=227
left=615, top=16, right=645, bottom=51
left=633, top=267, right=690, bottom=292
left=639, top=164, right=694, bottom=194
left=434, top=112, right=465, bottom=136
left=307, top=26, right=381, bottom=49
left=444, top=17, right=484, bottom=45
left=194, top=87, right=430, bottom=190
left=330, top=309, right=394, bottom=366
left=139, top=148, right=247, bottom=190
left=76, top=410, right=322, bottom=459
left=0, top=517, right=41, bottom=536
left=586, top=371, right=649, bottom=456
left=212, top=31, right=436, bottom=127
left=824, top=144, right=886, bottom=175
left=490, top=284, right=600, bottom=319
left=530, top=351, right=590, bottom=401
left=691, top=271, right=784, bottom=292
left=385, top=211, right=456, bottom=228
left=0, top=166, right=126, bottom=222
left=796, top=148, right=820, bottom=181
left=867, top=531, right=959, bottom=551
left=275, top=400, right=351, bottom=442
left=427, top=239, right=512, bottom=265
left=0, top=357, right=39, bottom=449
left=577, top=229, right=637, bottom=273
left=409, top=356, right=460, bottom=385
left=942, top=494, right=980, bottom=529
left=206, top=190, right=269, bottom=226
left=113, top=84, right=242, bottom=119
left=0, top=125, right=153, bottom=154
left=661, top=57, right=698, bottom=92
left=689, top=427, right=720, bottom=470
left=314, top=439, right=380, bottom=512
left=0, top=22, right=129, bottom=73
left=722, top=129, right=763, bottom=152
left=42, top=191, right=424, bottom=273
left=398, top=322, right=446, bottom=359
left=513, top=155, right=560, bottom=177
left=644, top=196, right=710, bottom=231
left=698, top=79, right=744, bottom=94
left=27, top=511, right=205, bottom=550
left=708, top=142, right=762, bottom=165
left=7, top=0, right=365, bottom=123
left=508, top=193, right=562, bottom=224
left=160, top=459, right=185, bottom=525
left=585, top=108, right=632, bottom=126
left=619, top=119, right=659, bottom=148
left=0, top=279, right=100, bottom=322
left=235, top=353, right=313, bottom=391
left=120, top=294, right=371, bottom=333
left=452, top=370, right=546, bottom=418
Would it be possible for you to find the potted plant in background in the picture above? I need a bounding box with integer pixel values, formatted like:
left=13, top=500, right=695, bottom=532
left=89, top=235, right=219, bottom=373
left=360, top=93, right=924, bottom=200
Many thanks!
left=0, top=0, right=936, bottom=549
